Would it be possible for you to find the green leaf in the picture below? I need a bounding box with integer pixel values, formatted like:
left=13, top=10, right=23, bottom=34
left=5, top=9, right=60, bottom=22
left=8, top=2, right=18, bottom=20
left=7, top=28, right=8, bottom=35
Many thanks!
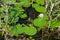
left=8, top=7, right=25, bottom=24
left=20, top=14, right=27, bottom=19
left=15, top=7, right=24, bottom=12
left=35, top=0, right=44, bottom=5
left=14, top=3, right=22, bottom=7
left=11, top=17, right=19, bottom=23
left=33, top=15, right=48, bottom=30
left=16, top=24, right=24, bottom=34
left=20, top=0, right=31, bottom=7
left=8, top=11, right=15, bottom=17
left=50, top=20, right=60, bottom=29
left=0, top=7, right=5, bottom=12
left=10, top=24, right=24, bottom=36
left=33, top=4, right=46, bottom=13
left=24, top=25, right=37, bottom=35
left=57, top=11, right=60, bottom=16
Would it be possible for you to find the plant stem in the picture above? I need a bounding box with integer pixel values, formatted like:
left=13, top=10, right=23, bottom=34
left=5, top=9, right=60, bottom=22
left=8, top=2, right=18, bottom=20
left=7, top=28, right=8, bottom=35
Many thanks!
left=4, top=4, right=9, bottom=40
left=45, top=0, right=49, bottom=9
left=55, top=1, right=60, bottom=6
left=48, top=1, right=55, bottom=40
left=0, top=15, right=1, bottom=28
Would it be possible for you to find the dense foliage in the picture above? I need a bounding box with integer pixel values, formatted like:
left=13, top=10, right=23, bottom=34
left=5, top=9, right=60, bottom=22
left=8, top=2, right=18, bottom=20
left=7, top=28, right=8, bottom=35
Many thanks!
left=0, top=0, right=60, bottom=40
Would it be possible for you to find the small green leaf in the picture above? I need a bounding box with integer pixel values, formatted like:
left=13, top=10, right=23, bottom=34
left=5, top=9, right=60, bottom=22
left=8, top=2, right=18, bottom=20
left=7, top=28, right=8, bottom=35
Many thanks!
left=16, top=24, right=24, bottom=34
left=50, top=20, right=60, bottom=29
left=20, top=14, right=27, bottom=19
left=35, top=0, right=44, bottom=5
left=10, top=24, right=24, bottom=36
left=8, top=7, right=25, bottom=24
left=24, top=25, right=37, bottom=35
left=20, top=0, right=31, bottom=7
left=12, top=17, right=19, bottom=23
left=8, top=11, right=15, bottom=17
left=33, top=15, right=48, bottom=30
left=33, top=4, right=46, bottom=13
left=14, top=3, right=22, bottom=7
left=0, top=7, right=5, bottom=12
